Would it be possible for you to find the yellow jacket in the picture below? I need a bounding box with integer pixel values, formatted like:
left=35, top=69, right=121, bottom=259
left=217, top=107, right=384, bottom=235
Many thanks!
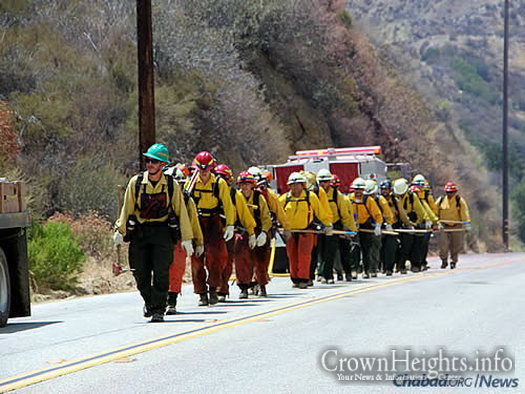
left=375, top=195, right=396, bottom=225
left=316, top=186, right=334, bottom=224
left=278, top=189, right=331, bottom=230
left=349, top=193, right=383, bottom=226
left=186, top=196, right=204, bottom=246
left=115, top=171, right=193, bottom=242
left=436, top=194, right=471, bottom=224
left=383, top=193, right=411, bottom=226
left=325, top=187, right=357, bottom=232
left=395, top=192, right=428, bottom=225
left=239, top=190, right=272, bottom=233
left=264, top=187, right=290, bottom=231
left=189, top=174, right=235, bottom=226
left=232, top=189, right=257, bottom=235
left=417, top=191, right=439, bottom=223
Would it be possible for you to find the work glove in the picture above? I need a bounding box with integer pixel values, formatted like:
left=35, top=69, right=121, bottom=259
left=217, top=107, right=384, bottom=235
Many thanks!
left=195, top=245, right=204, bottom=257
left=223, top=225, right=235, bottom=242
left=283, top=230, right=292, bottom=242
left=374, top=223, right=381, bottom=236
left=437, top=222, right=444, bottom=231
left=256, top=231, right=267, bottom=247
left=385, top=224, right=394, bottom=232
left=249, top=233, right=257, bottom=249
left=464, top=223, right=472, bottom=232
left=425, top=221, right=433, bottom=230
left=113, top=231, right=124, bottom=246
left=181, top=240, right=194, bottom=257
left=324, top=225, right=334, bottom=236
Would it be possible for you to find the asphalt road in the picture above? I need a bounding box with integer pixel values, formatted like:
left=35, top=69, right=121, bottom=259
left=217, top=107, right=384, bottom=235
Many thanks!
left=1, top=253, right=524, bottom=393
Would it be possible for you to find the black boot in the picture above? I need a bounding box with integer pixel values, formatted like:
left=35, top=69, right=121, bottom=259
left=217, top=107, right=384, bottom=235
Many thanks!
left=239, top=289, right=249, bottom=299
left=259, top=285, right=267, bottom=297
left=198, top=293, right=209, bottom=306
left=441, top=260, right=448, bottom=269
left=166, top=292, right=178, bottom=315
left=450, top=262, right=456, bottom=269
left=209, top=288, right=219, bottom=305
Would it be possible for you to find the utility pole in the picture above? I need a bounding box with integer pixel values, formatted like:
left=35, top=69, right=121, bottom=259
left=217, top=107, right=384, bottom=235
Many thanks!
left=502, top=0, right=509, bottom=250
left=136, top=0, right=155, bottom=170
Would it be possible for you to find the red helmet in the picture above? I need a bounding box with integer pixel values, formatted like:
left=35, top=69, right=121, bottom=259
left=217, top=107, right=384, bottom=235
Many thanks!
left=409, top=184, right=422, bottom=193
left=237, top=171, right=256, bottom=184
left=444, top=182, right=458, bottom=192
left=215, top=164, right=233, bottom=178
left=331, top=174, right=341, bottom=187
left=193, top=151, right=215, bottom=170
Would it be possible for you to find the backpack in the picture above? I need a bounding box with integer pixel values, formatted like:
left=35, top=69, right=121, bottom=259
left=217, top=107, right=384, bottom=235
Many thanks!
left=134, top=172, right=174, bottom=217
left=232, top=189, right=262, bottom=231
left=191, top=177, right=222, bottom=216
left=436, top=195, right=461, bottom=213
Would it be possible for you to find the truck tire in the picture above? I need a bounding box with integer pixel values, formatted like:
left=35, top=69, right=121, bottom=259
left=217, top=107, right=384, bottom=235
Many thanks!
left=0, top=247, right=10, bottom=327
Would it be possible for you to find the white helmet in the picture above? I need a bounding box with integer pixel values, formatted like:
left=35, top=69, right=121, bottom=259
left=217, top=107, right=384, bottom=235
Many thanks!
left=351, top=177, right=366, bottom=190
left=317, top=169, right=332, bottom=182
left=247, top=166, right=262, bottom=177
left=412, top=174, right=426, bottom=185
left=287, top=172, right=307, bottom=185
left=393, top=178, right=409, bottom=195
left=365, top=179, right=378, bottom=195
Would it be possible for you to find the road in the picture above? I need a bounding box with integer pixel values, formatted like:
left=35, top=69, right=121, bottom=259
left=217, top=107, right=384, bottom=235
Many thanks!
left=1, top=253, right=524, bottom=393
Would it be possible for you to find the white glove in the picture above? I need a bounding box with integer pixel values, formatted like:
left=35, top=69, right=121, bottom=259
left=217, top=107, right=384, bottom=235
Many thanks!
left=113, top=231, right=124, bottom=246
left=385, top=224, right=393, bottom=232
left=256, top=232, right=267, bottom=247
left=223, top=225, right=234, bottom=242
left=324, top=226, right=334, bottom=236
left=249, top=234, right=257, bottom=249
left=464, top=223, right=472, bottom=232
left=195, top=245, right=204, bottom=257
left=437, top=222, right=444, bottom=231
left=425, top=221, right=433, bottom=230
left=374, top=223, right=381, bottom=236
left=181, top=240, right=194, bottom=257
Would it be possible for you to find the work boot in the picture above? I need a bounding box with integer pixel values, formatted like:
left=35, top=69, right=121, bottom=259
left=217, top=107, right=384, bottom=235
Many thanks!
left=143, top=305, right=153, bottom=318
left=166, top=292, right=178, bottom=315
left=150, top=313, right=164, bottom=323
left=450, top=262, right=456, bottom=269
left=345, top=273, right=352, bottom=282
left=209, top=290, right=219, bottom=305
left=298, top=282, right=308, bottom=289
left=259, top=285, right=267, bottom=297
left=441, top=260, right=448, bottom=269
left=217, top=294, right=227, bottom=302
left=386, top=270, right=393, bottom=276
left=363, top=272, right=370, bottom=279
left=239, top=289, right=249, bottom=299
left=317, top=275, right=326, bottom=284
left=371, top=272, right=378, bottom=278
left=198, top=293, right=209, bottom=306
left=327, top=279, right=335, bottom=284
left=412, top=266, right=420, bottom=273
left=307, top=279, right=314, bottom=287
left=337, top=272, right=343, bottom=281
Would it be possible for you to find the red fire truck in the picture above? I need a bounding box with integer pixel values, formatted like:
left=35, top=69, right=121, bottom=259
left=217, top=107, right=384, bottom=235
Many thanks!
left=264, top=146, right=387, bottom=194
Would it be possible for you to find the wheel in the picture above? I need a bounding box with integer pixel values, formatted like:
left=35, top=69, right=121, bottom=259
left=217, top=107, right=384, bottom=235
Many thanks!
left=0, top=248, right=10, bottom=327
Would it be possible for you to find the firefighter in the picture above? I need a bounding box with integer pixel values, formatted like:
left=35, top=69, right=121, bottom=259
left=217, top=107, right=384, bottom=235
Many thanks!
left=330, top=173, right=346, bottom=280
left=235, top=171, right=273, bottom=298
left=411, top=174, right=439, bottom=271
left=317, top=169, right=357, bottom=283
left=379, top=180, right=400, bottom=276
left=392, top=178, right=430, bottom=273
left=278, top=172, right=332, bottom=288
left=164, top=165, right=204, bottom=314
left=366, top=179, right=395, bottom=275
left=214, top=164, right=256, bottom=301
left=113, top=143, right=193, bottom=322
left=189, top=151, right=236, bottom=306
left=437, top=182, right=471, bottom=269
left=350, top=178, right=382, bottom=278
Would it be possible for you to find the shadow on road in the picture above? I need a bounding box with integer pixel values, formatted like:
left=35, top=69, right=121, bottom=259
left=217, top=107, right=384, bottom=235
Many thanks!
left=158, top=319, right=208, bottom=323
left=175, top=311, right=228, bottom=315
left=0, top=321, right=63, bottom=334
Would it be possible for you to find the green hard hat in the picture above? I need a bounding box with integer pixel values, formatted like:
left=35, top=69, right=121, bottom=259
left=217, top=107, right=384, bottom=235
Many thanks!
left=143, top=143, right=170, bottom=163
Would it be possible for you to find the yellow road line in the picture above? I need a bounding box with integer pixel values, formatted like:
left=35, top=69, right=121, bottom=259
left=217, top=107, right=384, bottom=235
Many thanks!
left=0, top=258, right=520, bottom=393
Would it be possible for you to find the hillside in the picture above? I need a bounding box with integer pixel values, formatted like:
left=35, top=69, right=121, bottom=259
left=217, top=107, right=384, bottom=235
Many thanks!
left=0, top=0, right=504, bottom=250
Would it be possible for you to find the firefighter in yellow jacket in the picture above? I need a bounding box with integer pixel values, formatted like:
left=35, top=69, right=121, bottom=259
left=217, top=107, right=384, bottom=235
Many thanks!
left=114, top=143, right=193, bottom=322
left=279, top=172, right=332, bottom=288
left=437, top=182, right=471, bottom=269
left=317, top=169, right=357, bottom=283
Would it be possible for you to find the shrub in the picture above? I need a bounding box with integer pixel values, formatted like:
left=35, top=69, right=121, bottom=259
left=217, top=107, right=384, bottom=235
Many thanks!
left=28, top=221, right=86, bottom=291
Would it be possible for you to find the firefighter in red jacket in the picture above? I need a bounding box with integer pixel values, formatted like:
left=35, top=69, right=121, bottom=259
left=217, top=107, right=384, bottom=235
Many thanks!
left=189, top=151, right=235, bottom=306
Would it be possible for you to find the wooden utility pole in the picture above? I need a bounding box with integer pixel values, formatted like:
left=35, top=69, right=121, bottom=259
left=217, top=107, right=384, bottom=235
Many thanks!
left=136, top=0, right=155, bottom=169
left=502, top=0, right=509, bottom=250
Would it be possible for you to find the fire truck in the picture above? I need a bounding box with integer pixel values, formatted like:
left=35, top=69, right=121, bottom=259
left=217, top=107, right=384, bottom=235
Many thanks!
left=264, top=146, right=388, bottom=193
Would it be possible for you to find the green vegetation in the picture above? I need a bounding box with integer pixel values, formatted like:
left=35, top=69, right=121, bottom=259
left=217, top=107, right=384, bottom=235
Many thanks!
left=451, top=57, right=499, bottom=105
left=28, top=222, right=86, bottom=291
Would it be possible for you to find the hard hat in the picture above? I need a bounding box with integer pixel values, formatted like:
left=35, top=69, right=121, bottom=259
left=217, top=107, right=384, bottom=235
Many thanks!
left=412, top=174, right=426, bottom=185
left=247, top=166, right=262, bottom=177
left=261, top=170, right=273, bottom=182
left=287, top=172, right=307, bottom=185
left=444, top=182, right=458, bottom=192
left=237, top=171, right=256, bottom=184
left=423, top=180, right=431, bottom=191
left=409, top=184, right=422, bottom=193
left=175, top=163, right=190, bottom=177
left=174, top=168, right=187, bottom=183
left=193, top=151, right=215, bottom=170
left=215, top=164, right=233, bottom=178
left=302, top=171, right=317, bottom=190
left=393, top=178, right=409, bottom=195
left=351, top=177, right=366, bottom=190
left=380, top=179, right=392, bottom=190
left=331, top=174, right=341, bottom=187
left=365, top=179, right=378, bottom=195
left=317, top=169, right=333, bottom=182
left=144, top=143, right=170, bottom=163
